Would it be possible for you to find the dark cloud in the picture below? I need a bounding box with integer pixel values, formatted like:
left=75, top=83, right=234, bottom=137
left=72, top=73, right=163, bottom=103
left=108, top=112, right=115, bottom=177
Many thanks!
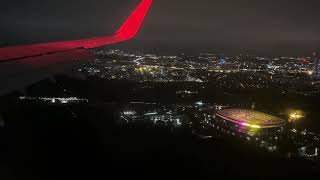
left=1, top=0, right=320, bottom=55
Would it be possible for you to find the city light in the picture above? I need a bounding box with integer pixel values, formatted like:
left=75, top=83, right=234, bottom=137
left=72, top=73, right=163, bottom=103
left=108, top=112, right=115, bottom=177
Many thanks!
left=19, top=96, right=89, bottom=104
left=250, top=124, right=261, bottom=129
left=289, top=111, right=304, bottom=122
left=241, top=122, right=260, bottom=129
left=241, top=122, right=249, bottom=126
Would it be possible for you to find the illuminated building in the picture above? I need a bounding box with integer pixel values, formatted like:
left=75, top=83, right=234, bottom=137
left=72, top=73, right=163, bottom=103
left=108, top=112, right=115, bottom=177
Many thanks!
left=215, top=109, right=286, bottom=137
left=314, top=52, right=320, bottom=79
left=19, top=96, right=89, bottom=104
left=218, top=55, right=226, bottom=65
left=288, top=110, right=304, bottom=123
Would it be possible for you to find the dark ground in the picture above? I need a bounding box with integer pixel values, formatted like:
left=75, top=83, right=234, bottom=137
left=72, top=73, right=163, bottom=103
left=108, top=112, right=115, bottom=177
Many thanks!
left=0, top=77, right=320, bottom=179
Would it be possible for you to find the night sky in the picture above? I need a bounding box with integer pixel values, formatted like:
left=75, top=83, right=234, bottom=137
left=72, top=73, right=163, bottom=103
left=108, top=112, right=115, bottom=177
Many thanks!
left=1, top=0, right=320, bottom=55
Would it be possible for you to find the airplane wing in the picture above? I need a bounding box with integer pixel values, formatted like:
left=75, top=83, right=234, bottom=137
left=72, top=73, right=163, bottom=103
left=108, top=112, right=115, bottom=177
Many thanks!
left=0, top=0, right=153, bottom=95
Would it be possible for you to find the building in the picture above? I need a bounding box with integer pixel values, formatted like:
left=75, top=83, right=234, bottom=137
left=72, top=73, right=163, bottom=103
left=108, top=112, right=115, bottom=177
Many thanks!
left=215, top=109, right=286, bottom=137
left=314, top=52, right=320, bottom=79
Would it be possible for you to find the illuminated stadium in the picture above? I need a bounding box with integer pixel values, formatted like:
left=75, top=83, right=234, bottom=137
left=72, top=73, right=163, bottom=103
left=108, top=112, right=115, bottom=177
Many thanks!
left=215, top=109, right=286, bottom=136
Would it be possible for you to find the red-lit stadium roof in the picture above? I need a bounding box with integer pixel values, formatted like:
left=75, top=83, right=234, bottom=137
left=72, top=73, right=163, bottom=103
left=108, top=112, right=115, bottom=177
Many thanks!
left=216, top=109, right=286, bottom=128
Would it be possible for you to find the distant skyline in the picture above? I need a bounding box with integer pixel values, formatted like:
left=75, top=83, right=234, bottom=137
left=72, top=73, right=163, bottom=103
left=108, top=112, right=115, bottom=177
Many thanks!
left=1, top=0, right=320, bottom=56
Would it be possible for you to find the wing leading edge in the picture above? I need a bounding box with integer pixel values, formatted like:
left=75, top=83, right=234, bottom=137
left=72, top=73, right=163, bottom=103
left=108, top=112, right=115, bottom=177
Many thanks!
left=0, top=0, right=153, bottom=62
